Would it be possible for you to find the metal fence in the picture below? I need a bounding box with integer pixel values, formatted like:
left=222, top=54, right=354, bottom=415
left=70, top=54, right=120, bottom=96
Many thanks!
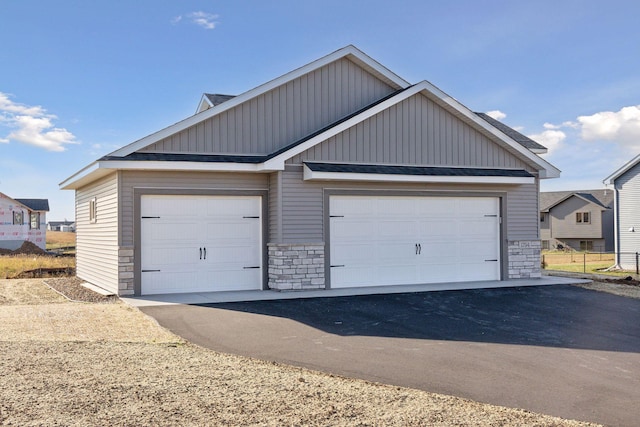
left=540, top=251, right=640, bottom=275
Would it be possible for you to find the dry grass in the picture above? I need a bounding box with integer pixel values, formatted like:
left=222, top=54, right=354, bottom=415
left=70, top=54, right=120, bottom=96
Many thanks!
left=0, top=279, right=600, bottom=426
left=46, top=231, right=76, bottom=253
left=541, top=252, right=626, bottom=276
left=0, top=255, right=75, bottom=279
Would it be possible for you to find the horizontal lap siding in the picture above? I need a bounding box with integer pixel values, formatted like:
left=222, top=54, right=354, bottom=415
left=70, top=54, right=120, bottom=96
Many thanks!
left=76, top=173, right=119, bottom=293
left=119, top=171, right=269, bottom=247
left=288, top=94, right=529, bottom=169
left=280, top=167, right=538, bottom=243
left=550, top=197, right=603, bottom=239
left=141, top=58, right=395, bottom=155
left=616, top=163, right=640, bottom=268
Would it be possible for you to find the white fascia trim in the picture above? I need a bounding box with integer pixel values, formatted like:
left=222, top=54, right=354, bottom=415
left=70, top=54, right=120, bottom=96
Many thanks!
left=196, top=94, right=214, bottom=114
left=59, top=161, right=100, bottom=190
left=603, top=152, right=640, bottom=184
left=109, top=45, right=410, bottom=158
left=303, top=166, right=535, bottom=185
left=59, top=160, right=273, bottom=190
left=414, top=80, right=561, bottom=179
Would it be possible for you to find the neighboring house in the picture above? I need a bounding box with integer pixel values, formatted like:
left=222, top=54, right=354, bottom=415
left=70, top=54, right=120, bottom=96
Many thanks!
left=47, top=221, right=76, bottom=232
left=604, top=154, right=640, bottom=269
left=539, top=190, right=614, bottom=252
left=0, top=192, right=49, bottom=251
left=60, top=45, right=560, bottom=297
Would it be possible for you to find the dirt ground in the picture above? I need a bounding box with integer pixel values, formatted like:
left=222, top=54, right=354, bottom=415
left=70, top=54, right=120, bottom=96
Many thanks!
left=0, top=279, right=606, bottom=426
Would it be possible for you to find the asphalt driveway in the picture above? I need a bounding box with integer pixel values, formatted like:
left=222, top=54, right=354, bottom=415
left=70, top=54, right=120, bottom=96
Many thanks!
left=141, top=285, right=640, bottom=426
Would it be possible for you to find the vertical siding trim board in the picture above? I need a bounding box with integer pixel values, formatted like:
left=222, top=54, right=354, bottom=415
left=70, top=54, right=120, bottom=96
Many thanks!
left=132, top=188, right=269, bottom=296
left=322, top=189, right=509, bottom=288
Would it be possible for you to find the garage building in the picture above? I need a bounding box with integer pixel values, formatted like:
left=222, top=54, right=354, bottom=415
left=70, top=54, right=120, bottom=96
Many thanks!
left=60, top=46, right=559, bottom=296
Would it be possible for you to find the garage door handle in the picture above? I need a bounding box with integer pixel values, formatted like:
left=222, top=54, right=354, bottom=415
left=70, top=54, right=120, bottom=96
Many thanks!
left=200, top=247, right=202, bottom=260
left=204, top=247, right=206, bottom=260
left=415, top=243, right=421, bottom=254
left=484, top=259, right=498, bottom=262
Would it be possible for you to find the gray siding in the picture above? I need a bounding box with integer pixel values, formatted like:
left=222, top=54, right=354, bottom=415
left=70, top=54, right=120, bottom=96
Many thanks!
left=550, top=197, right=604, bottom=240
left=278, top=166, right=538, bottom=243
left=141, top=58, right=395, bottom=155
left=288, top=93, right=530, bottom=169
left=118, top=171, right=269, bottom=247
left=616, top=162, right=640, bottom=268
left=75, top=173, right=119, bottom=293
left=268, top=172, right=282, bottom=243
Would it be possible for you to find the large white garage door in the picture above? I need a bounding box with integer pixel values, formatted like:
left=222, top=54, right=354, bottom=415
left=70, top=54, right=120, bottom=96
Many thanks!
left=330, top=195, right=500, bottom=288
left=141, top=195, right=262, bottom=295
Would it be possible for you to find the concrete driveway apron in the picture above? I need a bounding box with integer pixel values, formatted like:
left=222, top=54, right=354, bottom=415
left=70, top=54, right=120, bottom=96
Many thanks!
left=140, top=285, right=640, bottom=427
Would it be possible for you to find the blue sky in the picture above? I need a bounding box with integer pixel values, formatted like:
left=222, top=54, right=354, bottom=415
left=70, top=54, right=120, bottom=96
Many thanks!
left=1, top=0, right=639, bottom=220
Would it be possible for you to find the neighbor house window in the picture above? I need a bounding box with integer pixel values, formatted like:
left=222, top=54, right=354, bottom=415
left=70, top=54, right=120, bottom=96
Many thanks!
left=540, top=213, right=546, bottom=222
left=30, top=213, right=40, bottom=230
left=541, top=240, right=550, bottom=250
left=580, top=240, right=593, bottom=251
left=13, top=211, right=23, bottom=225
left=576, top=212, right=590, bottom=224
left=89, top=197, right=97, bottom=223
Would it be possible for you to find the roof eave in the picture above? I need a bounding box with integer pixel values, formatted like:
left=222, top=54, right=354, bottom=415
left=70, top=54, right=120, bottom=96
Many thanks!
left=604, top=152, right=640, bottom=185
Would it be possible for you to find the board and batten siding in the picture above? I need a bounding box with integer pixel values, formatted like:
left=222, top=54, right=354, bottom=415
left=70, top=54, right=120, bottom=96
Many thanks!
left=615, top=162, right=640, bottom=269
left=140, top=58, right=396, bottom=156
left=287, top=93, right=531, bottom=169
left=118, top=171, right=269, bottom=247
left=277, top=166, right=538, bottom=244
left=75, top=172, right=120, bottom=294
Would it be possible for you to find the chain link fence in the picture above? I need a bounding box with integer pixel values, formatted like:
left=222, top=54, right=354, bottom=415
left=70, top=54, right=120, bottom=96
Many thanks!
left=540, top=251, right=639, bottom=275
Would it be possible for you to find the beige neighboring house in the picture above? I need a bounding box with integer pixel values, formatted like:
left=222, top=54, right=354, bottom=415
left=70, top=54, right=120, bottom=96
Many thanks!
left=539, top=190, right=614, bottom=252
left=60, top=45, right=560, bottom=297
left=0, top=192, right=49, bottom=251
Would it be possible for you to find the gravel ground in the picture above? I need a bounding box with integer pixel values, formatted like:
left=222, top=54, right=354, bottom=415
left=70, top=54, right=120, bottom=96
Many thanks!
left=0, top=278, right=603, bottom=426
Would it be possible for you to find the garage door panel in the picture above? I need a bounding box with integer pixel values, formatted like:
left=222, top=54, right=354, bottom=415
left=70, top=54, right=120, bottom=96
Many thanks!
left=331, top=220, right=374, bottom=238
left=141, top=195, right=262, bottom=295
left=146, top=221, right=200, bottom=241
left=377, top=220, right=416, bottom=239
left=377, top=264, right=418, bottom=285
left=330, top=195, right=500, bottom=288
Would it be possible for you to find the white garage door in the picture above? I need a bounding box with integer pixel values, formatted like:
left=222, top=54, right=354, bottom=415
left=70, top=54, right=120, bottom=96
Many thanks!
left=141, top=195, right=262, bottom=295
left=330, top=195, right=500, bottom=288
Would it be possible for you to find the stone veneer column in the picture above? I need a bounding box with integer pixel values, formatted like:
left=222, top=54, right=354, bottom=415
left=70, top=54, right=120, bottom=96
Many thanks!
left=507, top=240, right=542, bottom=279
left=268, top=243, right=325, bottom=290
left=118, top=246, right=135, bottom=294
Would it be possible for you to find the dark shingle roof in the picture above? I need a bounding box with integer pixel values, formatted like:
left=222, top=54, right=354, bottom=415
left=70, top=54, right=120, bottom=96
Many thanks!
left=101, top=152, right=265, bottom=163
left=475, top=112, right=547, bottom=152
left=305, top=162, right=534, bottom=178
left=15, top=199, right=50, bottom=211
left=539, top=190, right=613, bottom=212
left=204, top=94, right=236, bottom=106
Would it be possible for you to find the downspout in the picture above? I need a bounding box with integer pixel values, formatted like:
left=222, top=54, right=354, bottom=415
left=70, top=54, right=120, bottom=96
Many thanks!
left=610, top=182, right=621, bottom=269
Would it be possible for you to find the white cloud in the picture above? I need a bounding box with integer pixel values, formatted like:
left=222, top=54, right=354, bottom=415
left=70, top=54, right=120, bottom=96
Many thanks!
left=577, top=106, right=640, bottom=151
left=528, top=129, right=566, bottom=156
left=0, top=92, right=77, bottom=152
left=485, top=110, right=506, bottom=120
left=173, top=11, right=219, bottom=30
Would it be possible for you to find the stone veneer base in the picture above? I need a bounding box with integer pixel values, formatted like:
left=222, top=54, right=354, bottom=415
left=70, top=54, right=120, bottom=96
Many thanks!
left=268, top=243, right=325, bottom=290
left=508, top=240, right=541, bottom=279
